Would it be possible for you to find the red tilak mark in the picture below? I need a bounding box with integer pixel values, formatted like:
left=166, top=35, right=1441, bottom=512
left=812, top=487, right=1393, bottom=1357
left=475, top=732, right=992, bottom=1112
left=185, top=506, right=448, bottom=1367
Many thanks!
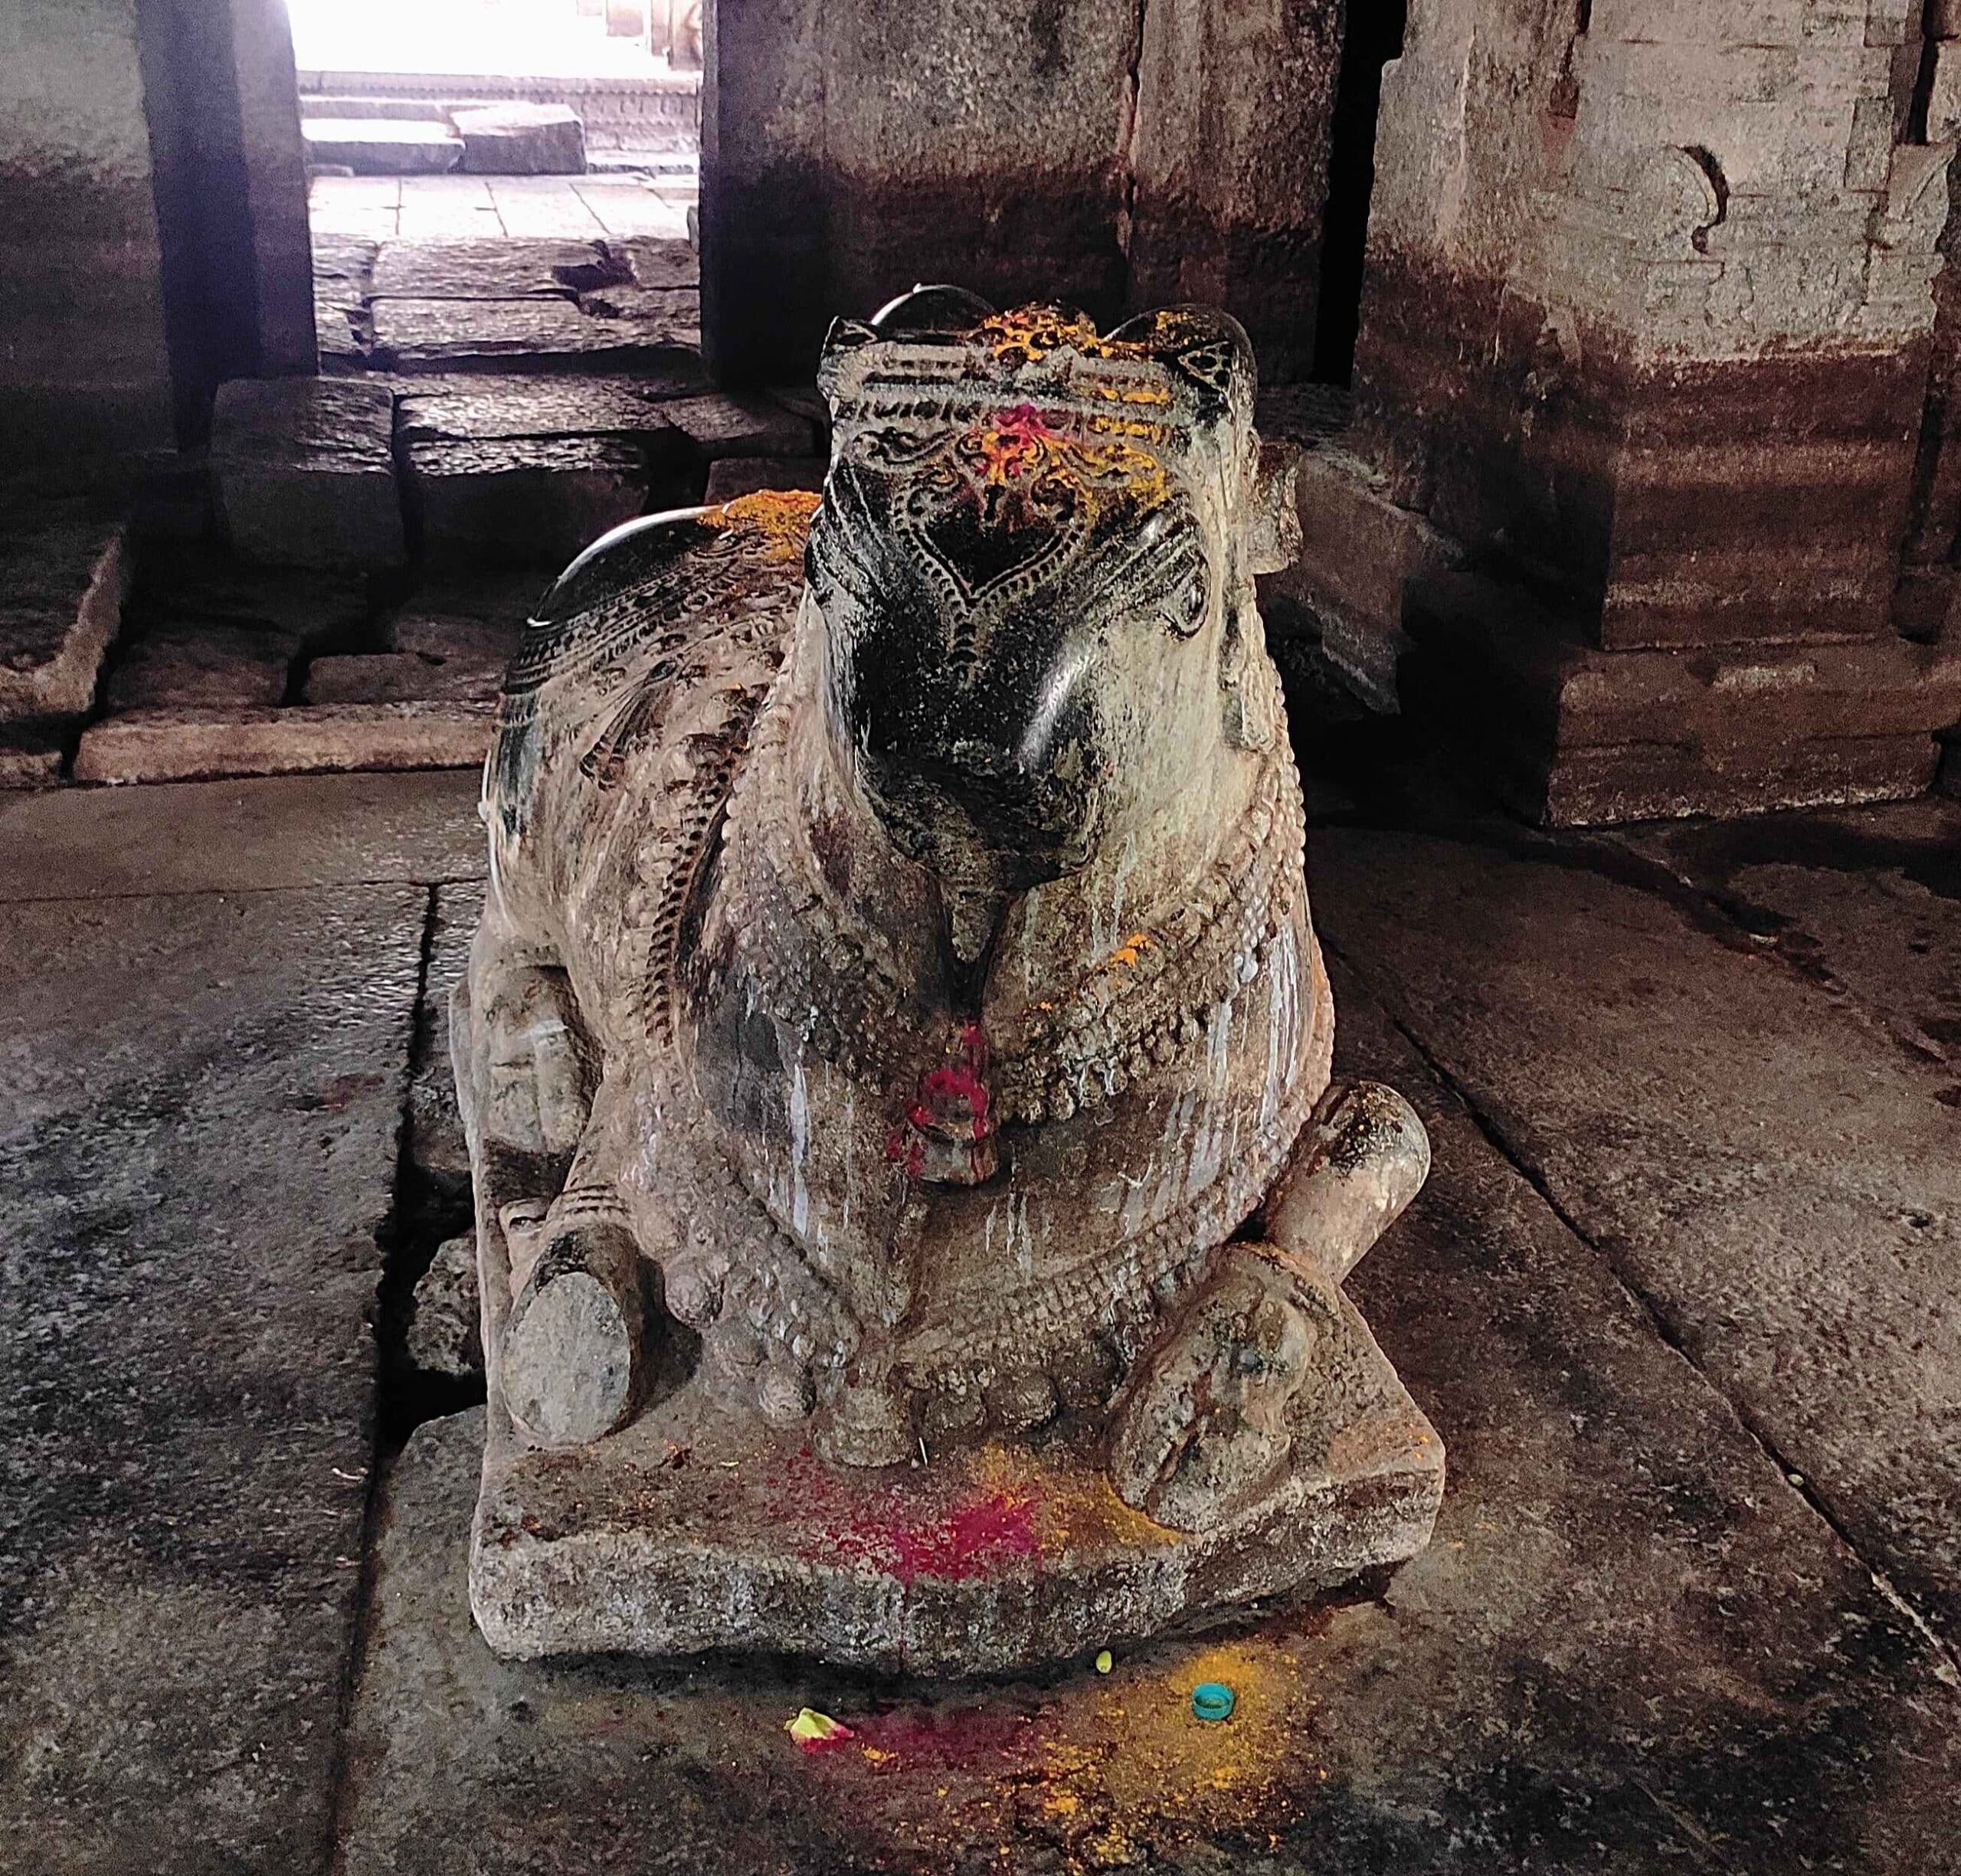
left=828, top=1491, right=1039, bottom=1587
left=794, top=1725, right=857, bottom=1757
left=850, top=1707, right=1039, bottom=1767
left=890, top=1023, right=994, bottom=1170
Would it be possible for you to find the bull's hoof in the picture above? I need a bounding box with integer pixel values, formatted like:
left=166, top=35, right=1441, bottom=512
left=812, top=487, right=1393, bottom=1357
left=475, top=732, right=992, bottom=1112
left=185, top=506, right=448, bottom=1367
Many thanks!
left=502, top=1224, right=646, bottom=1447
left=814, top=1369, right=914, bottom=1468
left=1108, top=1257, right=1318, bottom=1531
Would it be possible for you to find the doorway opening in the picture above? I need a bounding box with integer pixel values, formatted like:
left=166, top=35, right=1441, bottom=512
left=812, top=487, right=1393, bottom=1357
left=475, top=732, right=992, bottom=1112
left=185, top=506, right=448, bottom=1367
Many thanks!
left=1311, top=0, right=1407, bottom=385
left=293, top=0, right=698, bottom=278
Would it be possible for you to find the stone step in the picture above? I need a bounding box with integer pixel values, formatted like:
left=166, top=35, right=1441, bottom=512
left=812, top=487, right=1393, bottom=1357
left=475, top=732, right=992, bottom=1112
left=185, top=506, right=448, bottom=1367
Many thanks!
left=302, top=119, right=465, bottom=176
left=452, top=103, right=586, bottom=176
left=73, top=701, right=494, bottom=784
left=0, top=504, right=128, bottom=730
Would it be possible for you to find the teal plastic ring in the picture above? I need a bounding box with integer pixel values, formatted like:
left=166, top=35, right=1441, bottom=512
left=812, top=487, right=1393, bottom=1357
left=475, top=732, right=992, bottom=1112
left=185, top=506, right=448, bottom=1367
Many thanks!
left=1190, top=1681, right=1236, bottom=1723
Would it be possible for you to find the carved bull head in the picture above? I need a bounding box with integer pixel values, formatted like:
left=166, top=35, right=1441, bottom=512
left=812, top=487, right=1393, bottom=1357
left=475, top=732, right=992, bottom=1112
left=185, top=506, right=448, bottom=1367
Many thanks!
left=807, top=290, right=1299, bottom=971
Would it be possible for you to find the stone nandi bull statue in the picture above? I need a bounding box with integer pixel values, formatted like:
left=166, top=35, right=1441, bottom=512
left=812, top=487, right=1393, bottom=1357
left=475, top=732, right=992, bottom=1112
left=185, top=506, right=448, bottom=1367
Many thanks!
left=453, top=290, right=1444, bottom=1671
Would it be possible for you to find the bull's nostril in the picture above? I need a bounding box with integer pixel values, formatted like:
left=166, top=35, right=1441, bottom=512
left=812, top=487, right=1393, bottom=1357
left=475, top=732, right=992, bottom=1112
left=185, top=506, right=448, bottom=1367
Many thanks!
left=944, top=739, right=1026, bottom=784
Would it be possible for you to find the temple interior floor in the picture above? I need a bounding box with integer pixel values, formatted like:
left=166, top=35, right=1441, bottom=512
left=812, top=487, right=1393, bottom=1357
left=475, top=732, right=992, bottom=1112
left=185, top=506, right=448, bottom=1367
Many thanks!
left=4, top=736, right=1959, bottom=1874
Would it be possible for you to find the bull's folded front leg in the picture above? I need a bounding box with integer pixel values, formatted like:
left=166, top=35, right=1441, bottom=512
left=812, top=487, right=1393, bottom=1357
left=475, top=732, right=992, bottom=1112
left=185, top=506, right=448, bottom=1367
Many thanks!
left=464, top=912, right=656, bottom=1448
left=1107, top=1080, right=1430, bottom=1531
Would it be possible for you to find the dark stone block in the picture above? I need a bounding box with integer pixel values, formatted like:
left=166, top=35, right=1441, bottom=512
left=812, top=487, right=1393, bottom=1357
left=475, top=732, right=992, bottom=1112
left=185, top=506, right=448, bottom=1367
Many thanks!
left=404, top=436, right=650, bottom=566
left=394, top=373, right=684, bottom=448
left=452, top=104, right=586, bottom=176
left=301, top=118, right=463, bottom=174
left=105, top=621, right=295, bottom=711
left=699, top=454, right=827, bottom=502
left=210, top=378, right=404, bottom=568
left=658, top=390, right=816, bottom=460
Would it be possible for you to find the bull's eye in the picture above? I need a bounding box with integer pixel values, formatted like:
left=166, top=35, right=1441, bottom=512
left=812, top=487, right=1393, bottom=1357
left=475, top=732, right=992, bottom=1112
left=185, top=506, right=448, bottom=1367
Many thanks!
left=1163, top=572, right=1209, bottom=637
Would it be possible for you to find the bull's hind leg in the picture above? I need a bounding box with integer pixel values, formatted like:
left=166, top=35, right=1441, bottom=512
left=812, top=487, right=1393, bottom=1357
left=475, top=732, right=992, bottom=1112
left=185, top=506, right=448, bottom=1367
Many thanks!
left=1108, top=1081, right=1429, bottom=1531
left=459, top=909, right=653, bottom=1446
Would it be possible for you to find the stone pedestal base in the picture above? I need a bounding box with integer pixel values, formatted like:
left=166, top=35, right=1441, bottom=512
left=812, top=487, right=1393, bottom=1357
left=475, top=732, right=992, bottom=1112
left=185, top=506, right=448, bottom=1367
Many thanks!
left=1401, top=572, right=1961, bottom=827
left=470, top=1292, right=1444, bottom=1675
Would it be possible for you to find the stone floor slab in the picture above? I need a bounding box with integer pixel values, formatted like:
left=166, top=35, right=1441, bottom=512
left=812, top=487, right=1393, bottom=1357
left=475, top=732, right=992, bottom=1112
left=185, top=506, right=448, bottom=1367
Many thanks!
left=370, top=237, right=614, bottom=300
left=0, top=882, right=427, bottom=1874
left=1308, top=817, right=1961, bottom=1661
left=333, top=961, right=1961, bottom=1874
left=0, top=770, right=481, bottom=900
left=370, top=296, right=706, bottom=377
left=1607, top=797, right=1961, bottom=1079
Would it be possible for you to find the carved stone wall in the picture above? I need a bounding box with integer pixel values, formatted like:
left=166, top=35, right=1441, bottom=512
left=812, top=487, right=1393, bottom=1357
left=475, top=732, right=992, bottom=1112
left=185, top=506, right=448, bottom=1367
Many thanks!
left=1316, top=0, right=1961, bottom=821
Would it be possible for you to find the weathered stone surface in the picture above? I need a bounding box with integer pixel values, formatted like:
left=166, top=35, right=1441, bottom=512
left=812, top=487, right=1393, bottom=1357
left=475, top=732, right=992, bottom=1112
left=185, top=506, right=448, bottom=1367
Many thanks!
left=0, top=507, right=127, bottom=725
left=657, top=389, right=817, bottom=460
left=316, top=295, right=373, bottom=373
left=408, top=881, right=487, bottom=1195
left=0, top=770, right=483, bottom=902
left=303, top=650, right=503, bottom=706
left=1527, top=732, right=1943, bottom=827
left=0, top=0, right=177, bottom=476
left=577, top=283, right=700, bottom=338
left=210, top=378, right=405, bottom=568
left=1401, top=571, right=1961, bottom=823
left=388, top=610, right=524, bottom=669
left=394, top=372, right=682, bottom=447
left=452, top=103, right=586, bottom=176
left=104, top=621, right=295, bottom=711
left=303, top=117, right=463, bottom=174
left=371, top=297, right=708, bottom=377
left=72, top=701, right=494, bottom=784
left=407, top=1236, right=485, bottom=1378
left=129, top=546, right=375, bottom=654
left=333, top=964, right=1961, bottom=1870
left=701, top=453, right=827, bottom=501
left=1309, top=822, right=1961, bottom=1656
left=0, top=727, right=64, bottom=789
left=313, top=233, right=378, bottom=295
left=370, top=237, right=611, bottom=300
left=0, top=880, right=424, bottom=1871
left=1609, top=797, right=1961, bottom=1076
left=616, top=234, right=699, bottom=288
left=404, top=436, right=650, bottom=566
left=1262, top=445, right=1462, bottom=712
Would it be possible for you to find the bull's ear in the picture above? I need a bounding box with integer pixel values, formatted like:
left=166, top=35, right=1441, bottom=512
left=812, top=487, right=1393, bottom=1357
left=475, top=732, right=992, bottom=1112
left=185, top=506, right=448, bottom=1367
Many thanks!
left=1247, top=437, right=1302, bottom=577
left=816, top=316, right=879, bottom=409
left=1104, top=306, right=1255, bottom=426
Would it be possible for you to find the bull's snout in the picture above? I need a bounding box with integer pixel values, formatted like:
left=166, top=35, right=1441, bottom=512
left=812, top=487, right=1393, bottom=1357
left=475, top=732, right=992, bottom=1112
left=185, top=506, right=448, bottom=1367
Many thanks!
left=846, top=640, right=1102, bottom=886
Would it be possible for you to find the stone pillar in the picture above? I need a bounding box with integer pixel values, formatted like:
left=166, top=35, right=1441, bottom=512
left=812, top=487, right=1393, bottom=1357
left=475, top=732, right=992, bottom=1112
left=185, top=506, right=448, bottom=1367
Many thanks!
left=1310, top=0, right=1961, bottom=821
left=1125, top=0, right=1346, bottom=382
left=0, top=0, right=178, bottom=484
left=701, top=0, right=1347, bottom=387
